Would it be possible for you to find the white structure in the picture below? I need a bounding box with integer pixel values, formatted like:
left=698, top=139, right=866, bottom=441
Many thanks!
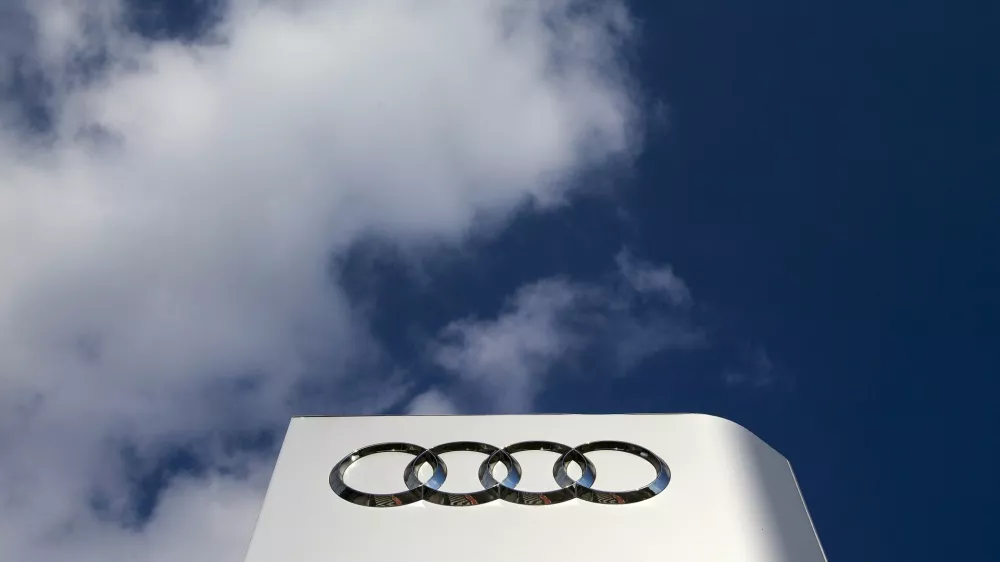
left=244, top=414, right=826, bottom=562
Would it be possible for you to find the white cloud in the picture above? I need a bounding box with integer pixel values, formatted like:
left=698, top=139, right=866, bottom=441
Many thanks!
left=432, top=253, right=703, bottom=412
left=405, top=388, right=459, bottom=416
left=16, top=459, right=273, bottom=562
left=435, top=278, right=588, bottom=412
left=0, top=0, right=641, bottom=559
left=616, top=249, right=692, bottom=306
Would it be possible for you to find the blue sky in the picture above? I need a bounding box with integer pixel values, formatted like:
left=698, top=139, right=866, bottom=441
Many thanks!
left=0, top=1, right=994, bottom=560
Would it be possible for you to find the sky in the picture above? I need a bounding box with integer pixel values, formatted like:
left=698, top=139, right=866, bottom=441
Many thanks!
left=0, top=1, right=994, bottom=561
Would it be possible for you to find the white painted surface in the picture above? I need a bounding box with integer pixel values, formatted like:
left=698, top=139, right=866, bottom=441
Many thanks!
left=243, top=414, right=826, bottom=562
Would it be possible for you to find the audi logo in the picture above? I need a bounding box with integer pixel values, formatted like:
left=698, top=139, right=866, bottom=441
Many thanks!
left=330, top=440, right=670, bottom=507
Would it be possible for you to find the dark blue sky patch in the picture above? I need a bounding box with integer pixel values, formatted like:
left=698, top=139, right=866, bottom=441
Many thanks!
left=101, top=444, right=205, bottom=529
left=1, top=53, right=54, bottom=134
left=124, top=0, right=227, bottom=42
left=622, top=2, right=996, bottom=559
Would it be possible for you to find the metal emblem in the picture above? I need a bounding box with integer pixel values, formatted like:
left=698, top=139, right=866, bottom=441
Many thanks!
left=329, top=440, right=670, bottom=507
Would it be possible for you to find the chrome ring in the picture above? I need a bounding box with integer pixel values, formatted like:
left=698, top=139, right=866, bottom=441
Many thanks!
left=568, top=440, right=671, bottom=505
left=329, top=442, right=445, bottom=507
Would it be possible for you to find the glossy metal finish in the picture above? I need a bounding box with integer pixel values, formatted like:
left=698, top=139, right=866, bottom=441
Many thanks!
left=567, top=441, right=671, bottom=505
left=407, top=441, right=521, bottom=506
left=329, top=442, right=445, bottom=507
left=484, top=441, right=596, bottom=506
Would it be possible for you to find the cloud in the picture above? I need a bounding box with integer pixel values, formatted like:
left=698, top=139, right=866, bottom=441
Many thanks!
left=0, top=0, right=641, bottom=559
left=616, top=248, right=692, bottom=306
left=14, top=456, right=275, bottom=562
left=405, top=388, right=459, bottom=416
left=431, top=251, right=703, bottom=412
left=434, top=278, right=589, bottom=412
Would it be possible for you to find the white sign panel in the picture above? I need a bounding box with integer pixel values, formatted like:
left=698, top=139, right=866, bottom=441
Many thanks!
left=244, top=414, right=826, bottom=562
